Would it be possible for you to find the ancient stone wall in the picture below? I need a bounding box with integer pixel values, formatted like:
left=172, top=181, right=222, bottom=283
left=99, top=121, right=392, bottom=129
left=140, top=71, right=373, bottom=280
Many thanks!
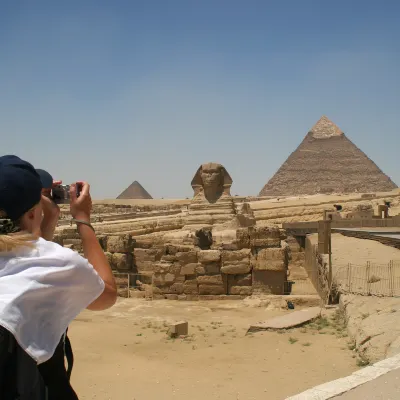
left=304, top=236, right=330, bottom=301
left=55, top=225, right=290, bottom=300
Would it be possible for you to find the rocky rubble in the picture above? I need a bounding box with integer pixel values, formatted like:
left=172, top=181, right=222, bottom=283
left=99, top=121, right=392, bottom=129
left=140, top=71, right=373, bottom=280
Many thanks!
left=340, top=294, right=400, bottom=363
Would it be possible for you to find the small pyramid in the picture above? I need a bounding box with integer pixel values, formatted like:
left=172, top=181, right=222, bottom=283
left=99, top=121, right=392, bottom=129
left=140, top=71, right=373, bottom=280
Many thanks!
left=117, top=181, right=153, bottom=200
left=259, top=116, right=397, bottom=196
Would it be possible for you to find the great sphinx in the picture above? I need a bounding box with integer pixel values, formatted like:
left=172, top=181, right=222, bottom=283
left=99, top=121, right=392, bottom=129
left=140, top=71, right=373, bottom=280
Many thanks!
left=184, top=162, right=251, bottom=229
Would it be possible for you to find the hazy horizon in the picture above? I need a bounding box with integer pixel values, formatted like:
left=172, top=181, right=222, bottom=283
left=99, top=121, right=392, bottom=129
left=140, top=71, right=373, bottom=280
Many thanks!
left=1, top=1, right=399, bottom=199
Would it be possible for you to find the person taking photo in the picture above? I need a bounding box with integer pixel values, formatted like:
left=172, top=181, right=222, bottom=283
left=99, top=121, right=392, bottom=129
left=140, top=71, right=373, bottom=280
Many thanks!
left=0, top=155, right=117, bottom=399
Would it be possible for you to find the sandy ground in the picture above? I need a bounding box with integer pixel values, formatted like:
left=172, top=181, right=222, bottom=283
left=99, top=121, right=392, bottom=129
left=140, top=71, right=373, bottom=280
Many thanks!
left=329, top=233, right=400, bottom=268
left=69, top=299, right=358, bottom=400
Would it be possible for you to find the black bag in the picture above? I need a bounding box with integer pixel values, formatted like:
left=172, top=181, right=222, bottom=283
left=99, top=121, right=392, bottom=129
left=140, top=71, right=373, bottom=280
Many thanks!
left=0, top=325, right=78, bottom=400
left=0, top=325, right=47, bottom=399
left=38, top=329, right=78, bottom=400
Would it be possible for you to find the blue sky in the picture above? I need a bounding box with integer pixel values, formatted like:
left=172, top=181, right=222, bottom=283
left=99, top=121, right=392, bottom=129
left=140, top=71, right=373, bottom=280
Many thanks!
left=1, top=0, right=399, bottom=199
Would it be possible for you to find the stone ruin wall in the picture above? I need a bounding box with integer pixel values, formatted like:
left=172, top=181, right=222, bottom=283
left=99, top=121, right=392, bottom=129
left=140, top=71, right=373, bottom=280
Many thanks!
left=54, top=225, right=290, bottom=300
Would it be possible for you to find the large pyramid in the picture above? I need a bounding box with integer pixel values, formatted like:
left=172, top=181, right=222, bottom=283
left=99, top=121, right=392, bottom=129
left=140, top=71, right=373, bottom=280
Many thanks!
left=117, top=181, right=153, bottom=199
left=259, top=116, right=397, bottom=196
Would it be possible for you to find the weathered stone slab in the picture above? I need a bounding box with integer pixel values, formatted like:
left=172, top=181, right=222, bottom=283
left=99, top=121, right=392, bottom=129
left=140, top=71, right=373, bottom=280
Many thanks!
left=168, top=321, right=188, bottom=337
left=221, top=264, right=251, bottom=274
left=164, top=283, right=184, bottom=295
left=222, top=249, right=251, bottom=262
left=236, top=228, right=250, bottom=249
left=254, top=248, right=287, bottom=271
left=229, top=286, right=252, bottom=296
left=252, top=270, right=286, bottom=295
left=197, top=275, right=223, bottom=285
left=180, top=263, right=199, bottom=275
left=106, top=234, right=134, bottom=253
left=153, top=272, right=176, bottom=286
left=198, top=250, right=221, bottom=263
left=196, top=262, right=220, bottom=274
left=198, top=284, right=225, bottom=295
left=234, top=273, right=252, bottom=286
left=248, top=307, right=321, bottom=332
left=250, top=226, right=281, bottom=248
left=183, top=279, right=198, bottom=294
left=176, top=251, right=198, bottom=265
left=111, top=253, right=133, bottom=271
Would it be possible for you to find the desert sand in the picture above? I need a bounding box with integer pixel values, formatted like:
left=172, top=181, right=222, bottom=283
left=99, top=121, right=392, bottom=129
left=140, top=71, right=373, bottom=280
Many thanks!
left=70, top=299, right=358, bottom=400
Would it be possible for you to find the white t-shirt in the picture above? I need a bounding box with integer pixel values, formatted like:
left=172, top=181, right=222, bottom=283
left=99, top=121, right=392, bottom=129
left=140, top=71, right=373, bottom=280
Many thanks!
left=0, top=237, right=105, bottom=364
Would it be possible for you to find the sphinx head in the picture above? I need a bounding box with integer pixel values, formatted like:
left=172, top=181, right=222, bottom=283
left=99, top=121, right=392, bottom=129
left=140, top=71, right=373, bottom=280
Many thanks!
left=191, top=162, right=232, bottom=203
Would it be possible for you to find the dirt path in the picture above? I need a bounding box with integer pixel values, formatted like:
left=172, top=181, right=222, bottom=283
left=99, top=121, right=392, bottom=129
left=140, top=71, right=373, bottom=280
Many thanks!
left=69, top=299, right=358, bottom=400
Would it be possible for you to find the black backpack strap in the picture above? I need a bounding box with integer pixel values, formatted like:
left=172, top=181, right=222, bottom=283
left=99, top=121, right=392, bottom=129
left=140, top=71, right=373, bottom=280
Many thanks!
left=63, top=331, right=74, bottom=380
left=37, top=329, right=78, bottom=400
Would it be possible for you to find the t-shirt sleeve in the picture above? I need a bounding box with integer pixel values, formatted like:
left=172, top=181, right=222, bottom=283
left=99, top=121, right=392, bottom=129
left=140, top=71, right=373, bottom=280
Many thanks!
left=60, top=250, right=106, bottom=309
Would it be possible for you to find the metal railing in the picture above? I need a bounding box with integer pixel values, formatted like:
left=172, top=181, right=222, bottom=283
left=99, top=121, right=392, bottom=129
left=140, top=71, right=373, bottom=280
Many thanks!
left=334, top=261, right=400, bottom=297
left=113, top=272, right=153, bottom=299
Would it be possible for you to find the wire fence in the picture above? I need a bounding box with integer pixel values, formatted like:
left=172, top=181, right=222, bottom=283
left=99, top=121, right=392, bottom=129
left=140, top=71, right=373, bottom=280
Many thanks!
left=113, top=273, right=153, bottom=299
left=302, top=241, right=400, bottom=299
left=334, top=260, right=400, bottom=297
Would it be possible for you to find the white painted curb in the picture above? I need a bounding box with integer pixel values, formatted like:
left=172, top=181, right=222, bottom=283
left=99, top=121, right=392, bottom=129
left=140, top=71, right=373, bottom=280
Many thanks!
left=285, top=353, right=400, bottom=399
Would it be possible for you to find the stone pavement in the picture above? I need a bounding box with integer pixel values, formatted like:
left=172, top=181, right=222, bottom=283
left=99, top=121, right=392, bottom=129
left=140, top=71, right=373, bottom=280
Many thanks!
left=286, top=353, right=400, bottom=400
left=332, top=368, right=400, bottom=399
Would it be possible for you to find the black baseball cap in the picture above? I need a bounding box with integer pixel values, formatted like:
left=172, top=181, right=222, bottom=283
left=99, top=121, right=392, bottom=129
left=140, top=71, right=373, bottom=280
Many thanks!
left=36, top=168, right=53, bottom=189
left=0, top=155, right=43, bottom=221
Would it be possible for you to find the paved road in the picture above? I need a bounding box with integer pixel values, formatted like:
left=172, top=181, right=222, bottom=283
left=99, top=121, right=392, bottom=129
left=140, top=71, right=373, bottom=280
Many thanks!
left=332, top=369, right=400, bottom=399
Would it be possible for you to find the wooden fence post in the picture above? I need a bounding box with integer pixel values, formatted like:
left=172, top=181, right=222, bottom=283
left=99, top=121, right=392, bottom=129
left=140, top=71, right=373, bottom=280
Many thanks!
left=389, top=261, right=394, bottom=297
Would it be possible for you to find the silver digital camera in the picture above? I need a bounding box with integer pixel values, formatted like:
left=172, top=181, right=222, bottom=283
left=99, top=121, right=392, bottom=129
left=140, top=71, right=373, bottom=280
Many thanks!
left=52, top=184, right=81, bottom=204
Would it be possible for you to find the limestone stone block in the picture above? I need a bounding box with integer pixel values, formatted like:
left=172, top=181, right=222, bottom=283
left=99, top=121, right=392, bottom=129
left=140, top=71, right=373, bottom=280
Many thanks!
left=222, top=249, right=251, bottom=262
left=106, top=234, right=134, bottom=253
left=134, top=237, right=154, bottom=249
left=183, top=279, right=198, bottom=294
left=180, top=263, right=199, bottom=276
left=168, top=321, right=188, bottom=337
left=197, top=275, right=223, bottom=285
left=221, top=264, right=251, bottom=274
left=111, top=253, right=133, bottom=271
left=198, top=284, right=225, bottom=295
left=204, top=262, right=221, bottom=274
left=233, top=273, right=252, bottom=286
left=198, top=250, right=221, bottom=263
left=134, top=248, right=161, bottom=273
left=164, top=294, right=179, bottom=300
left=153, top=262, right=174, bottom=274
left=178, top=294, right=200, bottom=301
left=161, top=254, right=177, bottom=263
left=255, top=248, right=288, bottom=271
left=250, top=226, right=281, bottom=248
left=165, top=244, right=195, bottom=255
left=195, top=265, right=206, bottom=275
left=165, top=283, right=184, bottom=295
left=153, top=272, right=176, bottom=286
left=236, top=228, right=250, bottom=249
left=229, top=286, right=252, bottom=296
left=176, top=251, right=198, bottom=265
left=252, top=270, right=286, bottom=295
left=221, top=249, right=251, bottom=274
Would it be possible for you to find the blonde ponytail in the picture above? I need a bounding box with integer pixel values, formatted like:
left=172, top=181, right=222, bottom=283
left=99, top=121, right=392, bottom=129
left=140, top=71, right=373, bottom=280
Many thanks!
left=0, top=233, right=37, bottom=252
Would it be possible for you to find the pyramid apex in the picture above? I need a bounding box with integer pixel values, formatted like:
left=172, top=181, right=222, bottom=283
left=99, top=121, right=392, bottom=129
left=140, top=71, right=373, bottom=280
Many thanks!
left=310, top=116, right=343, bottom=139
